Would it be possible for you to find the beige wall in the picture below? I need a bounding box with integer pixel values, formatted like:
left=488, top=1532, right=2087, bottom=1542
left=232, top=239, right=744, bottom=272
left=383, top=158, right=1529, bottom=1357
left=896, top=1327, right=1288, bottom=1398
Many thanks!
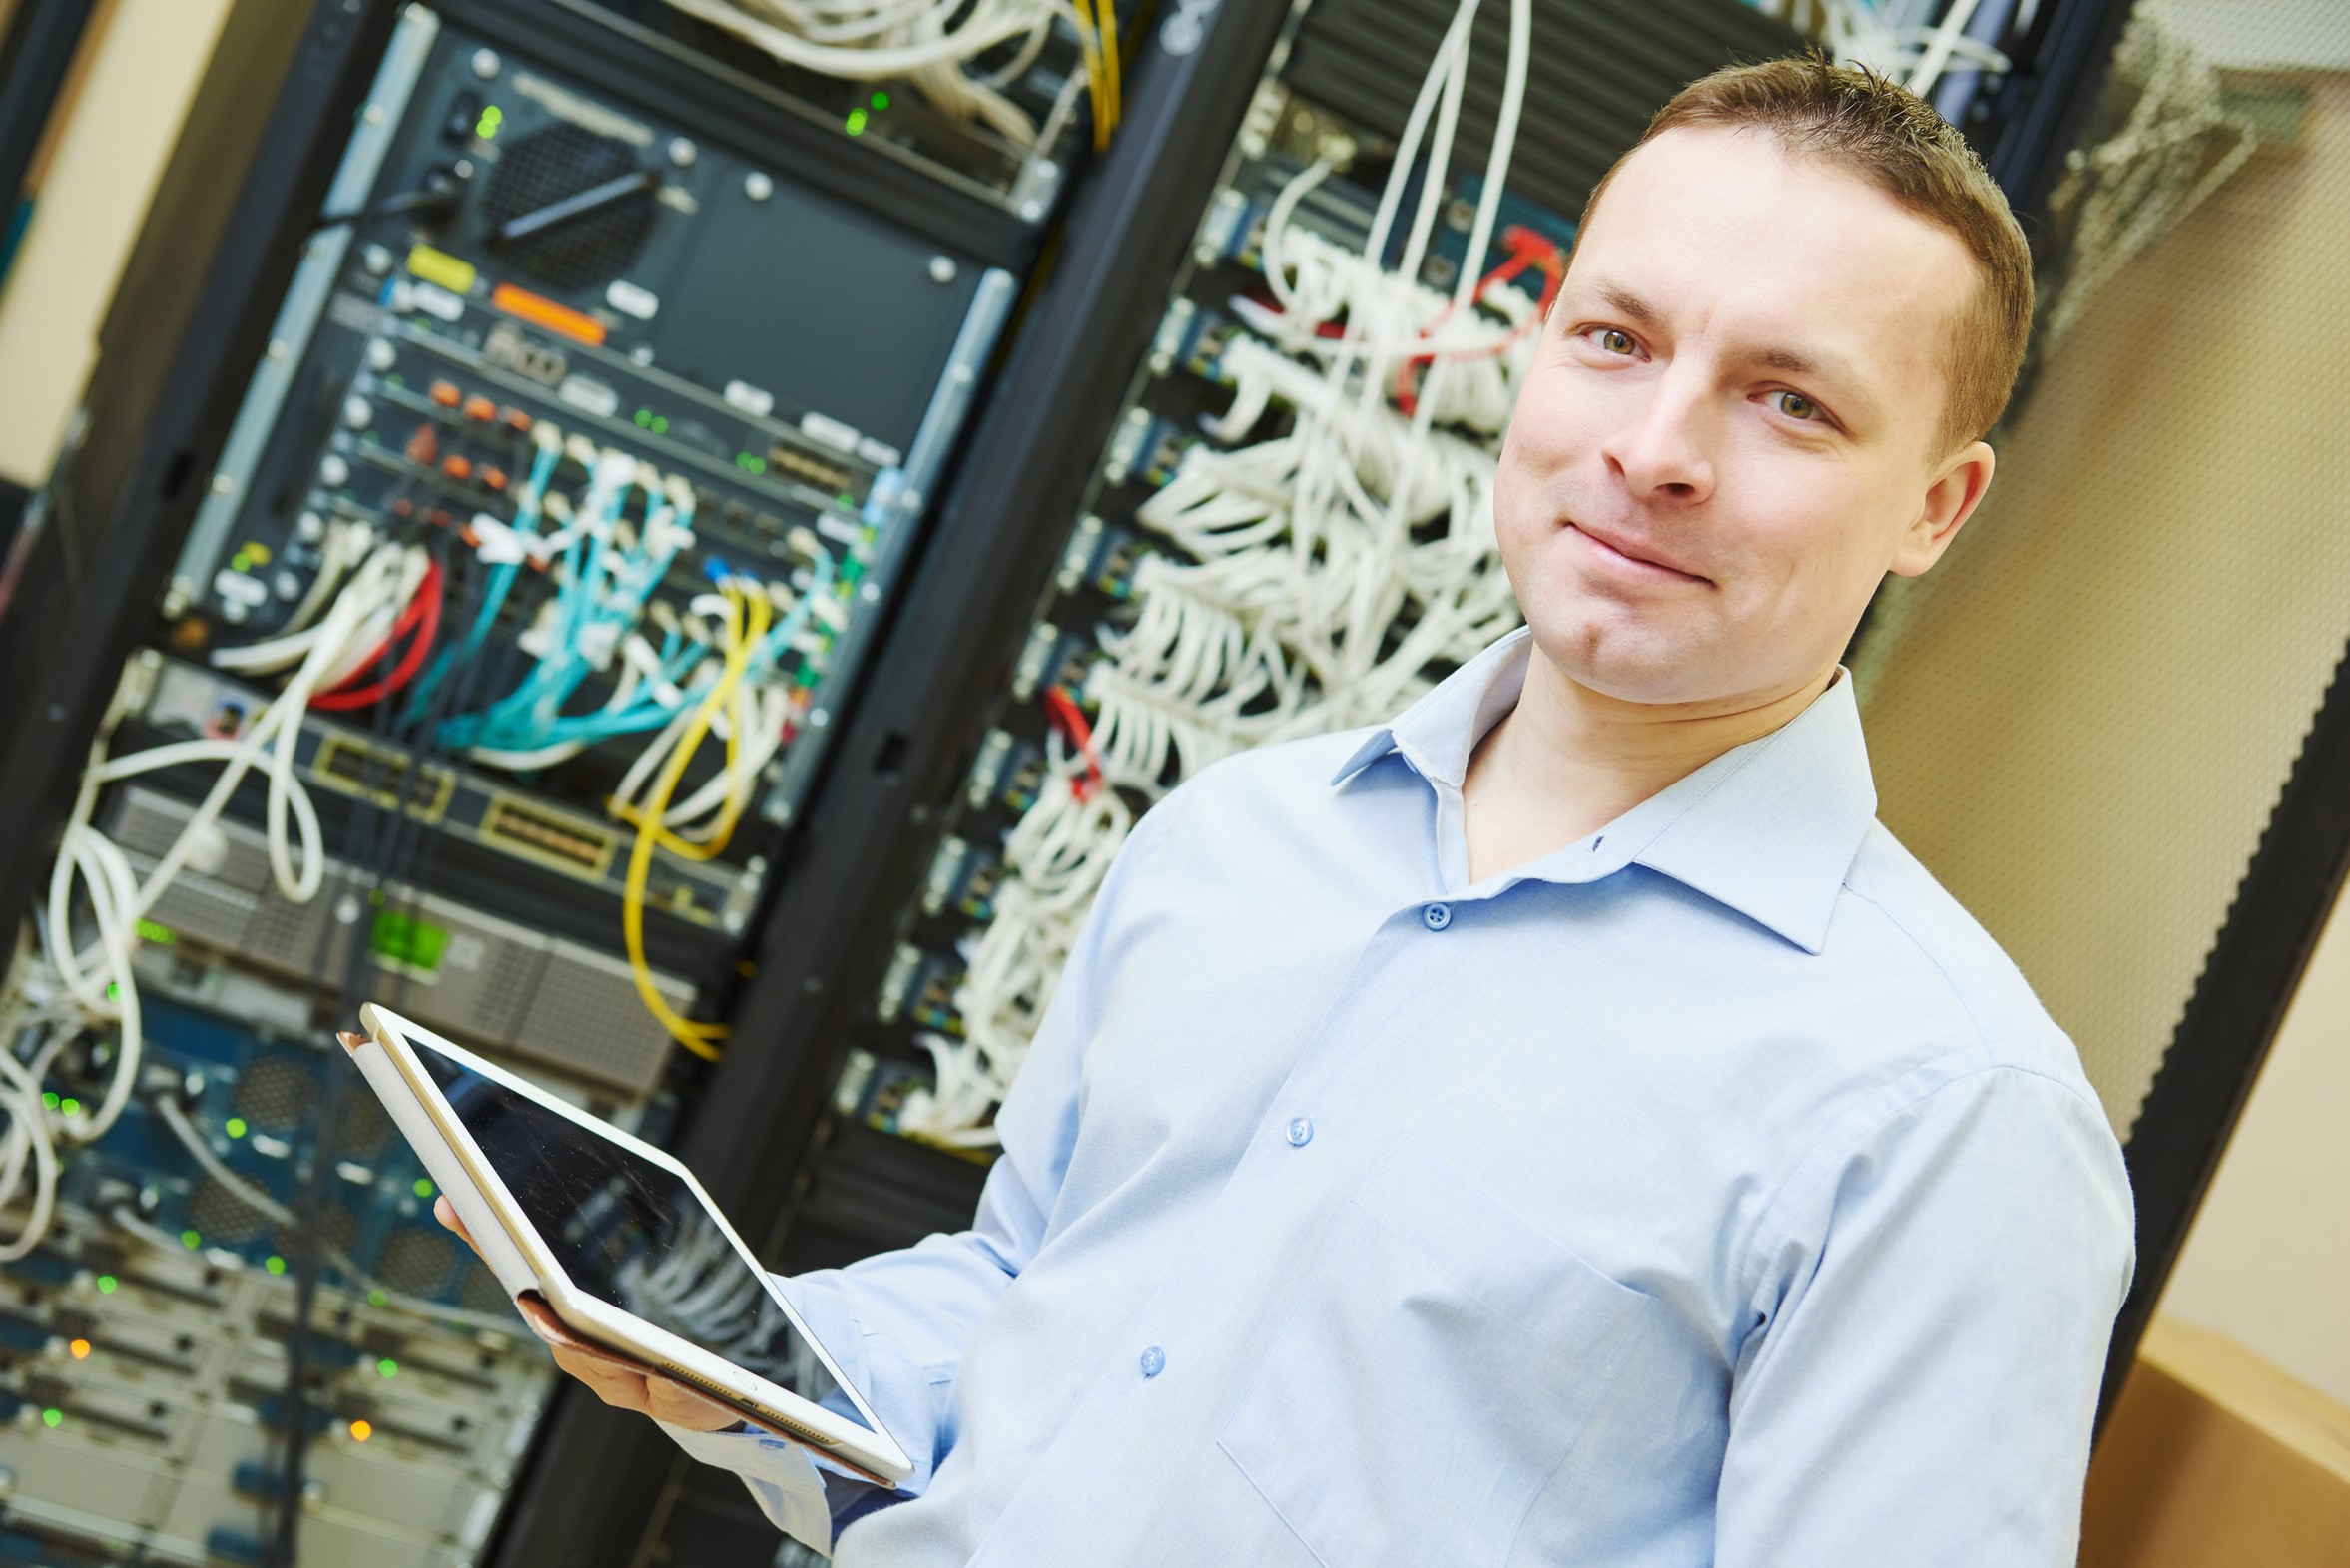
left=1853, top=68, right=2350, bottom=1407
left=1855, top=76, right=2350, bottom=1141
left=0, top=0, right=236, bottom=487
left=2160, top=897, right=2350, bottom=1408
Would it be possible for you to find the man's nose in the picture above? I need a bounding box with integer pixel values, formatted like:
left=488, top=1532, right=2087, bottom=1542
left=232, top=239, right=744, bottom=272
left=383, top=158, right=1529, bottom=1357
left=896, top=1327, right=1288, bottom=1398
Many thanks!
left=1604, top=366, right=1716, bottom=505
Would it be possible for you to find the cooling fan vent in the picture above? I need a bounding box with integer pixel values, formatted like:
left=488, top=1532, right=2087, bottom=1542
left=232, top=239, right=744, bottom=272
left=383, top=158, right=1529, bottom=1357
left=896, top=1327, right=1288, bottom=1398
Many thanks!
left=481, top=122, right=658, bottom=295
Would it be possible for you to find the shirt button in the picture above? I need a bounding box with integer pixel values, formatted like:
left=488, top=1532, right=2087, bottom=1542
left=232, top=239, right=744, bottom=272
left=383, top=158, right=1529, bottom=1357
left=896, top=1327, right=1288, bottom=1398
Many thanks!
left=1423, top=902, right=1452, bottom=930
left=1139, top=1346, right=1166, bottom=1378
left=1286, top=1117, right=1314, bottom=1148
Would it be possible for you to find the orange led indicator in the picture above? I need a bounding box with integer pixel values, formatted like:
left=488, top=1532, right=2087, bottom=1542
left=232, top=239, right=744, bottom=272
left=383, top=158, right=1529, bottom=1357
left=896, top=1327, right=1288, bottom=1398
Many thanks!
left=462, top=394, right=497, bottom=423
left=490, top=283, right=606, bottom=347
left=67, top=1339, right=90, bottom=1361
left=348, top=1418, right=372, bottom=1442
left=428, top=379, right=462, bottom=408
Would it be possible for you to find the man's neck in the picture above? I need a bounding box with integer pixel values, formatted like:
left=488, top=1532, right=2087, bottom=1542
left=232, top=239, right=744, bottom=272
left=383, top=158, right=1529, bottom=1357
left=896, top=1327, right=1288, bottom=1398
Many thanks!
left=1461, top=647, right=1836, bottom=883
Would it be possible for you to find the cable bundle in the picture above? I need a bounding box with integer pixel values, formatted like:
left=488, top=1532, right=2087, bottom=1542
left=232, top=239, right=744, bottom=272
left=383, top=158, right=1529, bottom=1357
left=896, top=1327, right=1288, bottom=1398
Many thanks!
left=658, top=0, right=1122, bottom=150
left=1763, top=0, right=2014, bottom=98
left=894, top=0, right=1534, bottom=1147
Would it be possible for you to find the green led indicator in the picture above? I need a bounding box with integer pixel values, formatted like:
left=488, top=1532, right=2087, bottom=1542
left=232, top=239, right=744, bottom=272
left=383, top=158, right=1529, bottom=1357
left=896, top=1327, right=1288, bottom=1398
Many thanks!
left=476, top=105, right=503, bottom=140
left=412, top=1178, right=434, bottom=1198
left=265, top=1256, right=287, bottom=1276
left=104, top=982, right=119, bottom=1001
left=376, top=1358, right=398, bottom=1379
left=634, top=408, right=652, bottom=428
left=369, top=910, right=448, bottom=975
left=368, top=1290, right=387, bottom=1307
left=845, top=108, right=868, bottom=136
left=651, top=415, right=668, bottom=434
left=180, top=1230, right=201, bottom=1250
left=735, top=453, right=768, bottom=474
left=836, top=492, right=855, bottom=509
left=872, top=91, right=889, bottom=111
left=58, top=1098, right=79, bottom=1118
left=40, top=1408, right=61, bottom=1429
left=95, top=1276, right=117, bottom=1295
left=225, top=1117, right=248, bottom=1139
left=40, top=1092, right=56, bottom=1110
left=135, top=918, right=175, bottom=945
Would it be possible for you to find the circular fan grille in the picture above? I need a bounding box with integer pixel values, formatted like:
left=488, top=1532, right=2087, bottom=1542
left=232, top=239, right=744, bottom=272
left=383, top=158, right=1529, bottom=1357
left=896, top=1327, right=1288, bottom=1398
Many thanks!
left=189, top=1178, right=269, bottom=1245
left=376, top=1228, right=456, bottom=1299
left=234, top=1058, right=317, bottom=1131
left=334, top=1092, right=395, bottom=1161
left=481, top=123, right=656, bottom=295
left=276, top=1205, right=357, bottom=1263
left=459, top=1262, right=509, bottom=1314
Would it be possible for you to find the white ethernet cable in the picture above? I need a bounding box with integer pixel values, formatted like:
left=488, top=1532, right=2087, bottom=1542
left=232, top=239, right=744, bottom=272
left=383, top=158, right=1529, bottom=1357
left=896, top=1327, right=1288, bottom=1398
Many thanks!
left=656, top=0, right=1070, bottom=147
left=894, top=0, right=1534, bottom=1147
left=4, top=545, right=418, bottom=1262
left=1760, top=0, right=2015, bottom=100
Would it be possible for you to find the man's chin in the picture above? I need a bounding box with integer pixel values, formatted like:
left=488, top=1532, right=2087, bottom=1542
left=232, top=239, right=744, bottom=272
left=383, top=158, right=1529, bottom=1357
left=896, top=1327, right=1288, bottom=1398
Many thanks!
left=1523, top=615, right=1725, bottom=708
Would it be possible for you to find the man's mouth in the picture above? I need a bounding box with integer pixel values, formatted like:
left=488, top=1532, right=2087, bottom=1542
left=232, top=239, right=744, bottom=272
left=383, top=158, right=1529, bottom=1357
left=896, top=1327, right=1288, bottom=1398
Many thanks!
left=1564, top=520, right=1711, bottom=586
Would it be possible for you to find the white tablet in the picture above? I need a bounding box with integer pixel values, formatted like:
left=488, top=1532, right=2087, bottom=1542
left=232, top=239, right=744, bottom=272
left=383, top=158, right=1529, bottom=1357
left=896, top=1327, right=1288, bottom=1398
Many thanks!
left=346, top=1002, right=911, bottom=1486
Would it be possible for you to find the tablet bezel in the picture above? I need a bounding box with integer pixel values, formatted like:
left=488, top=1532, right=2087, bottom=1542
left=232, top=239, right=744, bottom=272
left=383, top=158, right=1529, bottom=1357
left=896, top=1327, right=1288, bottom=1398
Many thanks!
left=353, top=1003, right=911, bottom=1484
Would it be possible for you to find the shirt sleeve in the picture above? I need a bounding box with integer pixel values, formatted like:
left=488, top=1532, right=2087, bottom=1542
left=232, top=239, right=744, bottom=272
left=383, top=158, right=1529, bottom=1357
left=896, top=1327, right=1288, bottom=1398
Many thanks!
left=654, top=792, right=1187, bottom=1552
left=1715, top=1064, right=2136, bottom=1568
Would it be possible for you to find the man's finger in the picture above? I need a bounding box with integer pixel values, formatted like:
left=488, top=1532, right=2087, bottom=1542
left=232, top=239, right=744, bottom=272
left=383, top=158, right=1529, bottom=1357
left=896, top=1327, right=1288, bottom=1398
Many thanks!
left=432, top=1195, right=478, bottom=1255
left=551, top=1345, right=655, bottom=1411
left=644, top=1375, right=739, bottom=1432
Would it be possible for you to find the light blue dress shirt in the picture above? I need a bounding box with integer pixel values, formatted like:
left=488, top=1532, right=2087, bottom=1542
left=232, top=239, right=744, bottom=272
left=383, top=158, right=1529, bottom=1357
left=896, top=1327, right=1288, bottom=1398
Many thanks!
left=666, top=627, right=2135, bottom=1566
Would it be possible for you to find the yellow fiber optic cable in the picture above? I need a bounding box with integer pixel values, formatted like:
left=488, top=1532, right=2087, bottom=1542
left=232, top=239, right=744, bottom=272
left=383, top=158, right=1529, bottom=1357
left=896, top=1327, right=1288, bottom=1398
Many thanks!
left=1094, top=0, right=1121, bottom=134
left=619, top=583, right=768, bottom=1060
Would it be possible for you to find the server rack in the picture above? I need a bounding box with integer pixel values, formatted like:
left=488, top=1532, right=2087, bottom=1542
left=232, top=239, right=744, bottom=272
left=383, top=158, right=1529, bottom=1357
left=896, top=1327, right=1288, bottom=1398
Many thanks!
left=0, top=0, right=1169, bottom=1561
left=5, top=0, right=2324, bottom=1564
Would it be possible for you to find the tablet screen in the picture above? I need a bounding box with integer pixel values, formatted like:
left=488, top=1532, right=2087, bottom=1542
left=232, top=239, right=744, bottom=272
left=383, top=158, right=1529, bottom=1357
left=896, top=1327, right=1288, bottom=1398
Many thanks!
left=409, top=1039, right=874, bottom=1431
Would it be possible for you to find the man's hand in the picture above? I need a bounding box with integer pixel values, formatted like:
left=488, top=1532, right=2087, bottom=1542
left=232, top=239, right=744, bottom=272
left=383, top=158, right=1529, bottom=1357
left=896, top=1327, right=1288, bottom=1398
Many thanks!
left=434, top=1195, right=737, bottom=1432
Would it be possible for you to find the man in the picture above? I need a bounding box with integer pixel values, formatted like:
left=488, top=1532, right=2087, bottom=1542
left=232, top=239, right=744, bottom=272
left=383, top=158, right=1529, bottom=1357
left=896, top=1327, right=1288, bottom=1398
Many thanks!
left=453, top=56, right=2133, bottom=1564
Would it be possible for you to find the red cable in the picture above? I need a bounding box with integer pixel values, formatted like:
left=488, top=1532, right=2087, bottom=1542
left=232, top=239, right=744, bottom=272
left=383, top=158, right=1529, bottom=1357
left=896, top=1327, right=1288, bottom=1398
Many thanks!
left=312, top=560, right=444, bottom=712
left=1042, top=686, right=1106, bottom=800
left=1395, top=225, right=1565, bottom=415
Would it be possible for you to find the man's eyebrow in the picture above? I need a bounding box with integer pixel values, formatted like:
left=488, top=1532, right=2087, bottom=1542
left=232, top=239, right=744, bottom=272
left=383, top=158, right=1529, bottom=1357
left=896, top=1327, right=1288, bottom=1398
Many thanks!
left=1594, top=282, right=1662, bottom=327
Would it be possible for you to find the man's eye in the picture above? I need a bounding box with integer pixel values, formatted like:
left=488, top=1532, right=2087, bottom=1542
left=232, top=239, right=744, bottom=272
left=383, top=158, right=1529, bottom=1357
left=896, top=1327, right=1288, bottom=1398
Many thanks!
left=1768, top=389, right=1824, bottom=422
left=1593, top=328, right=1637, bottom=355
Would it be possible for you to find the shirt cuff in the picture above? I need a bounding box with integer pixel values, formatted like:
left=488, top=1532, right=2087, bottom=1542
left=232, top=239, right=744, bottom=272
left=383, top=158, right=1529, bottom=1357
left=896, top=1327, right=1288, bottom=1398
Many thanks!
left=658, top=1420, right=836, bottom=1553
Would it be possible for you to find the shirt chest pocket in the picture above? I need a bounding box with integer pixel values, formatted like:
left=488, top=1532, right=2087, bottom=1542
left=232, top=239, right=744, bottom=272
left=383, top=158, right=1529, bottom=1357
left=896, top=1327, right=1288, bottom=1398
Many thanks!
left=1216, top=1135, right=1660, bottom=1568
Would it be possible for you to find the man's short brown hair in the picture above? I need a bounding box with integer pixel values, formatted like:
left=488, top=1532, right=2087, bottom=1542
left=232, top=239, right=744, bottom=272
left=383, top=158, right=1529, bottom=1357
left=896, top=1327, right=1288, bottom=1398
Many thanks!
left=1582, top=54, right=2033, bottom=456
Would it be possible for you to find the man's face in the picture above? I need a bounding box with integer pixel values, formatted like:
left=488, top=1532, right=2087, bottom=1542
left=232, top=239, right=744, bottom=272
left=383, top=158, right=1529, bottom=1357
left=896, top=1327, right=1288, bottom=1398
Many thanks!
left=1494, top=126, right=1990, bottom=709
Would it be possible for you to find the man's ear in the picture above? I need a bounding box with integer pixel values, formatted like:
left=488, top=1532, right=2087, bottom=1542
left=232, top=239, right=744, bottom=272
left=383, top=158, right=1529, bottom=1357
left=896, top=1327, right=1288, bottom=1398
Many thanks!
left=1890, top=439, right=1995, bottom=578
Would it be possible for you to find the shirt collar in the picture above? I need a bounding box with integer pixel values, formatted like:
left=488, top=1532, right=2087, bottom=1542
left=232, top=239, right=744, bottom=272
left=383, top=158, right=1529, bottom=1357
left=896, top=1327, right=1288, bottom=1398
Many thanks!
left=1332, top=627, right=1879, bottom=954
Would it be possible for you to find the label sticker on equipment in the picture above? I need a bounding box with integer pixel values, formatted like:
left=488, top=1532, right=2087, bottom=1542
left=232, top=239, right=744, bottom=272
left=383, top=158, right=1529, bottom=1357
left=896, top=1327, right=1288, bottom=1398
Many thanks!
left=558, top=374, right=620, bottom=419
left=605, top=280, right=659, bottom=320
left=724, top=380, right=776, bottom=418
left=800, top=411, right=860, bottom=453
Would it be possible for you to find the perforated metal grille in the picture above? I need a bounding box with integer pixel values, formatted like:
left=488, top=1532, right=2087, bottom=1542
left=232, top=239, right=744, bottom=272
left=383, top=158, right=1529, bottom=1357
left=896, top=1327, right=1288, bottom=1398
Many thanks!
left=233, top=1058, right=317, bottom=1132
left=376, top=1228, right=456, bottom=1298
left=1855, top=62, right=2350, bottom=1138
left=510, top=947, right=680, bottom=1095
left=480, top=123, right=656, bottom=295
left=189, top=1178, right=269, bottom=1245
left=277, top=1204, right=357, bottom=1261
left=333, top=1091, right=396, bottom=1161
left=459, top=1262, right=509, bottom=1314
